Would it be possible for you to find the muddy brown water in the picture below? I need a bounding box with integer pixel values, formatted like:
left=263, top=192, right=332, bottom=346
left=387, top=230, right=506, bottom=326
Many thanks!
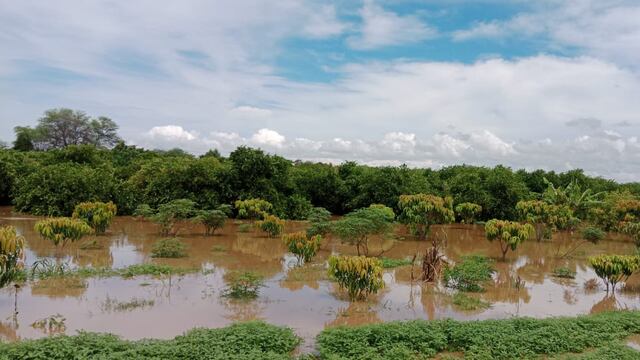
left=0, top=206, right=639, bottom=352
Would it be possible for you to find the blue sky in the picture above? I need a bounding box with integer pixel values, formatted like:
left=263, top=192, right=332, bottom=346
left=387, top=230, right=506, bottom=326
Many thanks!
left=1, top=0, right=639, bottom=181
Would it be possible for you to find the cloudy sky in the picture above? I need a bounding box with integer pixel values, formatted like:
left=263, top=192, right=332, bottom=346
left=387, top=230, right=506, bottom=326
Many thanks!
left=1, top=0, right=639, bottom=181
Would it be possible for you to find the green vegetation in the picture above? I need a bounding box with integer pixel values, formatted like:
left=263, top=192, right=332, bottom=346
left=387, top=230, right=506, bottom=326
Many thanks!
left=34, top=217, right=93, bottom=246
left=331, top=204, right=395, bottom=256
left=379, top=257, right=413, bottom=268
left=452, top=293, right=491, bottom=311
left=327, top=255, right=384, bottom=300
left=282, top=231, right=321, bottom=264
left=222, top=271, right=265, bottom=300
left=0, top=321, right=300, bottom=359
left=443, top=255, right=494, bottom=292
left=552, top=267, right=577, bottom=279
left=235, top=198, right=273, bottom=220
left=72, top=201, right=117, bottom=234
left=256, top=214, right=285, bottom=237
left=151, top=238, right=188, bottom=258
left=101, top=297, right=155, bottom=313
left=237, top=223, right=252, bottom=233
left=397, top=194, right=455, bottom=240
left=192, top=204, right=231, bottom=236
left=454, top=202, right=482, bottom=224
left=316, top=311, right=640, bottom=359
left=485, top=219, right=535, bottom=260
left=0, top=225, right=26, bottom=288
left=582, top=226, right=606, bottom=242
left=30, top=262, right=199, bottom=279
left=306, top=206, right=332, bottom=237
left=588, top=254, right=640, bottom=292
left=139, top=199, right=197, bottom=235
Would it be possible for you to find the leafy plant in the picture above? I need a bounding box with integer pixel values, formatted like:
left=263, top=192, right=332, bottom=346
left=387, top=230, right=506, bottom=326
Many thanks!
left=150, top=199, right=197, bottom=235
left=485, top=219, right=534, bottom=260
left=151, top=238, right=187, bottom=258
left=621, top=222, right=640, bottom=247
left=306, top=206, right=333, bottom=238
left=379, top=257, right=413, bottom=268
left=31, top=258, right=70, bottom=279
left=237, top=223, right=251, bottom=233
left=327, top=255, right=384, bottom=300
left=256, top=214, right=285, bottom=237
left=443, top=255, right=494, bottom=292
left=0, top=225, right=25, bottom=288
left=331, top=204, right=394, bottom=256
left=454, top=202, right=482, bottom=224
left=397, top=194, right=454, bottom=240
left=192, top=205, right=231, bottom=236
left=34, top=217, right=92, bottom=246
left=234, top=198, right=272, bottom=220
left=72, top=201, right=117, bottom=234
left=552, top=267, right=576, bottom=279
left=582, top=226, right=605, bottom=242
left=222, top=271, right=264, bottom=300
left=282, top=231, right=321, bottom=264
left=588, top=254, right=640, bottom=292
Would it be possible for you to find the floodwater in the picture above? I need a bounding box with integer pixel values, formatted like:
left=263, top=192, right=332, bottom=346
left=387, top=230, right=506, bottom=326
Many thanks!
left=0, top=206, right=638, bottom=352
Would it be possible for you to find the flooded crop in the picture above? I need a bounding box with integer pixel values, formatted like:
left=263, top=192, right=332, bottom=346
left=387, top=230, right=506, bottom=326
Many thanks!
left=0, top=206, right=639, bottom=351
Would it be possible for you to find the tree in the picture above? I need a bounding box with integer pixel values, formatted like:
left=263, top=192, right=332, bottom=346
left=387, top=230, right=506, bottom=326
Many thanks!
left=484, top=219, right=534, bottom=260
left=90, top=117, right=120, bottom=147
left=306, top=207, right=332, bottom=238
left=0, top=226, right=25, bottom=288
left=454, top=202, right=482, bottom=224
left=285, top=194, right=313, bottom=220
left=34, top=218, right=92, bottom=246
left=327, top=255, right=384, bottom=300
left=12, top=126, right=36, bottom=151
left=283, top=231, right=322, bottom=264
left=193, top=205, right=232, bottom=236
left=332, top=205, right=395, bottom=256
left=72, top=201, right=117, bottom=234
left=542, top=177, right=603, bottom=219
left=137, top=199, right=197, bottom=235
left=256, top=215, right=285, bottom=237
left=397, top=194, right=454, bottom=240
left=235, top=198, right=273, bottom=220
left=588, top=255, right=640, bottom=292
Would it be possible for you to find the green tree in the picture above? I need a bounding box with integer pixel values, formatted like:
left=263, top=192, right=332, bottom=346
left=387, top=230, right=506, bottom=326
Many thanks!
left=12, top=126, right=37, bottom=151
left=484, top=219, right=534, bottom=260
left=256, top=214, right=285, bottom=237
left=397, top=194, right=454, bottom=240
left=332, top=205, right=395, bottom=256
left=306, top=207, right=332, bottom=238
left=0, top=226, right=26, bottom=288
left=235, top=198, right=273, bottom=220
left=141, top=199, right=197, bottom=235
left=588, top=254, right=640, bottom=292
left=454, top=202, right=482, bottom=224
left=193, top=205, right=232, bottom=236
left=327, top=255, right=384, bottom=300
left=283, top=231, right=322, bottom=264
left=35, top=218, right=93, bottom=246
left=72, top=201, right=117, bottom=234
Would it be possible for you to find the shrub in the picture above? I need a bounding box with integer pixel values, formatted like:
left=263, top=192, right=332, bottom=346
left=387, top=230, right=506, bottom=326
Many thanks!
left=222, top=271, right=264, bottom=300
left=0, top=225, right=26, bottom=288
left=379, top=257, right=413, bottom=268
left=552, top=267, right=576, bottom=279
left=327, top=255, right=384, bottom=300
left=582, top=226, right=605, bottom=242
left=193, top=205, right=231, bottom=236
left=285, top=194, right=313, bottom=220
left=151, top=238, right=187, bottom=258
left=72, top=201, right=117, bottom=234
left=234, top=198, right=272, bottom=220
left=443, top=255, right=494, bottom=292
left=34, top=217, right=92, bottom=246
left=621, top=222, right=640, bottom=247
left=588, top=254, right=640, bottom=292
left=331, top=205, right=394, bottom=256
left=282, top=231, right=321, bottom=264
left=455, top=202, right=482, bottom=224
left=256, top=214, right=285, bottom=237
left=237, top=223, right=251, bottom=233
left=398, top=194, right=454, bottom=241
left=484, top=219, right=534, bottom=260
left=151, top=199, right=197, bottom=235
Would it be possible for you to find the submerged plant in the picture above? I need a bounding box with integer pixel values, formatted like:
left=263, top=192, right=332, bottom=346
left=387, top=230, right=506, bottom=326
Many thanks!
left=551, top=267, right=576, bottom=279
left=151, top=238, right=187, bottom=258
left=327, top=255, right=384, bottom=300
left=588, top=254, right=640, bottom=292
left=379, top=257, right=413, bottom=269
left=397, top=194, right=455, bottom=240
left=443, top=255, right=494, bottom=292
left=222, top=271, right=264, bottom=300
left=72, top=201, right=117, bottom=234
left=256, top=214, right=285, bottom=237
left=34, top=217, right=92, bottom=246
left=234, top=198, right=273, bottom=220
left=0, top=225, right=25, bottom=288
left=455, top=202, right=482, bottom=224
left=193, top=206, right=230, bottom=236
left=452, top=292, right=491, bottom=311
left=484, top=219, right=534, bottom=260
left=331, top=205, right=395, bottom=256
left=282, top=231, right=321, bottom=264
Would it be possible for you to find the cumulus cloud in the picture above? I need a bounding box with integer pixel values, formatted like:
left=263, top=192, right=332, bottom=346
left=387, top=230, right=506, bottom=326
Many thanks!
left=229, top=105, right=272, bottom=118
left=250, top=128, right=286, bottom=147
left=347, top=0, right=436, bottom=49
left=147, top=125, right=197, bottom=141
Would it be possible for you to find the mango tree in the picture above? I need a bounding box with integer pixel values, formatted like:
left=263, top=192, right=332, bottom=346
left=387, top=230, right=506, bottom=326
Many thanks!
left=146, top=199, right=197, bottom=235
left=327, top=255, right=384, bottom=300
left=0, top=226, right=25, bottom=288
left=306, top=207, right=332, bottom=237
left=282, top=231, right=322, bottom=264
left=256, top=214, right=285, bottom=237
left=35, top=217, right=92, bottom=246
left=485, top=219, right=534, bottom=260
left=234, top=198, right=273, bottom=220
left=193, top=204, right=232, bottom=236
left=454, top=202, right=482, bottom=224
left=588, top=254, right=640, bottom=292
left=397, top=194, right=454, bottom=241
left=332, top=204, right=394, bottom=256
left=72, top=201, right=117, bottom=234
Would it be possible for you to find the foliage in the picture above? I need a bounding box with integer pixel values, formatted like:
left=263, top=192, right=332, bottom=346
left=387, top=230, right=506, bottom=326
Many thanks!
left=454, top=202, right=482, bottom=224
left=143, top=199, right=197, bottom=235
left=327, top=255, right=384, bottom=300
left=31, top=258, right=70, bottom=279
left=588, top=254, right=640, bottom=292
left=151, top=238, right=188, bottom=258
left=444, top=255, right=494, bottom=292
left=72, top=201, right=117, bottom=234
left=452, top=293, right=491, bottom=311
left=516, top=200, right=576, bottom=240
left=379, top=257, right=413, bottom=268
left=552, top=267, right=576, bottom=279
left=235, top=198, right=273, bottom=220
left=284, top=194, right=313, bottom=220
left=397, top=194, right=454, bottom=240
left=0, top=321, right=300, bottom=359
left=222, top=271, right=264, bottom=300
left=621, top=222, right=640, bottom=247
left=282, top=231, right=321, bottom=264
left=192, top=205, right=231, bottom=235
left=256, top=214, right=285, bottom=237
left=34, top=217, right=92, bottom=246
left=582, top=226, right=606, bottom=242
left=485, top=219, right=534, bottom=260
left=0, top=225, right=25, bottom=288
left=316, top=311, right=640, bottom=360
left=331, top=205, right=395, bottom=256
left=306, top=207, right=332, bottom=237
left=237, top=223, right=252, bottom=233
left=543, top=177, right=604, bottom=219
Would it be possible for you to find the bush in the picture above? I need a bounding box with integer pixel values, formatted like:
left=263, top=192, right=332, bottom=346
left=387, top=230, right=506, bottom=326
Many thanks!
left=193, top=205, right=231, bottom=236
left=285, top=194, right=313, bottom=220
left=582, top=226, right=606, bottom=242
left=234, top=198, right=273, bottom=220
left=306, top=207, right=332, bottom=237
left=151, top=238, right=187, bottom=258
left=34, top=217, right=92, bottom=246
left=327, top=255, right=384, bottom=300
left=72, top=201, right=117, bottom=234
left=0, top=225, right=25, bottom=288
left=256, top=215, right=285, bottom=237
left=222, top=271, right=264, bottom=300
left=397, top=194, right=454, bottom=240
left=379, top=257, right=413, bottom=269
left=237, top=223, right=252, bottom=233
left=552, top=267, right=576, bottom=279
left=455, top=202, right=482, bottom=224
left=331, top=205, right=395, bottom=256
left=588, top=254, right=640, bottom=292
left=485, top=219, right=534, bottom=260
left=282, top=231, right=321, bottom=264
left=443, top=255, right=494, bottom=292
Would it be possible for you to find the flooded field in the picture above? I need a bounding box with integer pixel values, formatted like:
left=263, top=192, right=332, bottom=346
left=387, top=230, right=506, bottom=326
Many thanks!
left=0, top=206, right=638, bottom=351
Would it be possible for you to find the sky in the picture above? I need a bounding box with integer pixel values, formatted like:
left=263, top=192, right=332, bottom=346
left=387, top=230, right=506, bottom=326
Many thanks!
left=0, top=0, right=639, bottom=181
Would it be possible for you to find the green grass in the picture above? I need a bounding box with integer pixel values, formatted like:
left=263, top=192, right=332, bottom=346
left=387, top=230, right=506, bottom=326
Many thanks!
left=151, top=238, right=188, bottom=258
left=71, top=263, right=199, bottom=279
left=451, top=292, right=491, bottom=311
left=379, top=257, right=413, bottom=268
left=316, top=311, right=640, bottom=360
left=0, top=321, right=300, bottom=359
left=552, top=267, right=577, bottom=279
left=443, top=255, right=494, bottom=292
left=222, top=271, right=264, bottom=300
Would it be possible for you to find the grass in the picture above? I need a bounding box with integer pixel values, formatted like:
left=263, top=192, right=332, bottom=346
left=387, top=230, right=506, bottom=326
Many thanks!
left=379, top=257, right=413, bottom=268
left=237, top=223, right=252, bottom=233
left=101, top=297, right=155, bottom=313
left=316, top=311, right=640, bottom=359
left=552, top=267, right=577, bottom=279
left=443, top=255, right=494, bottom=292
left=451, top=292, right=491, bottom=311
left=0, top=321, right=300, bottom=359
left=222, top=271, right=264, bottom=300
left=151, top=238, right=187, bottom=258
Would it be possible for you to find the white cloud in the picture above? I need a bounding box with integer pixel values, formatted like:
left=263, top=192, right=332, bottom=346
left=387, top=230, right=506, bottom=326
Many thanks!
left=250, top=128, right=286, bottom=147
left=229, top=105, right=272, bottom=118
left=470, top=130, right=516, bottom=156
left=147, top=125, right=197, bottom=141
left=302, top=4, right=348, bottom=38
left=347, top=0, right=436, bottom=49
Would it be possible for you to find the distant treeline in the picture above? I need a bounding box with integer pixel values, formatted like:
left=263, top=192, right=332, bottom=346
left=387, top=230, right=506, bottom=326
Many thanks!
left=1, top=142, right=638, bottom=220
